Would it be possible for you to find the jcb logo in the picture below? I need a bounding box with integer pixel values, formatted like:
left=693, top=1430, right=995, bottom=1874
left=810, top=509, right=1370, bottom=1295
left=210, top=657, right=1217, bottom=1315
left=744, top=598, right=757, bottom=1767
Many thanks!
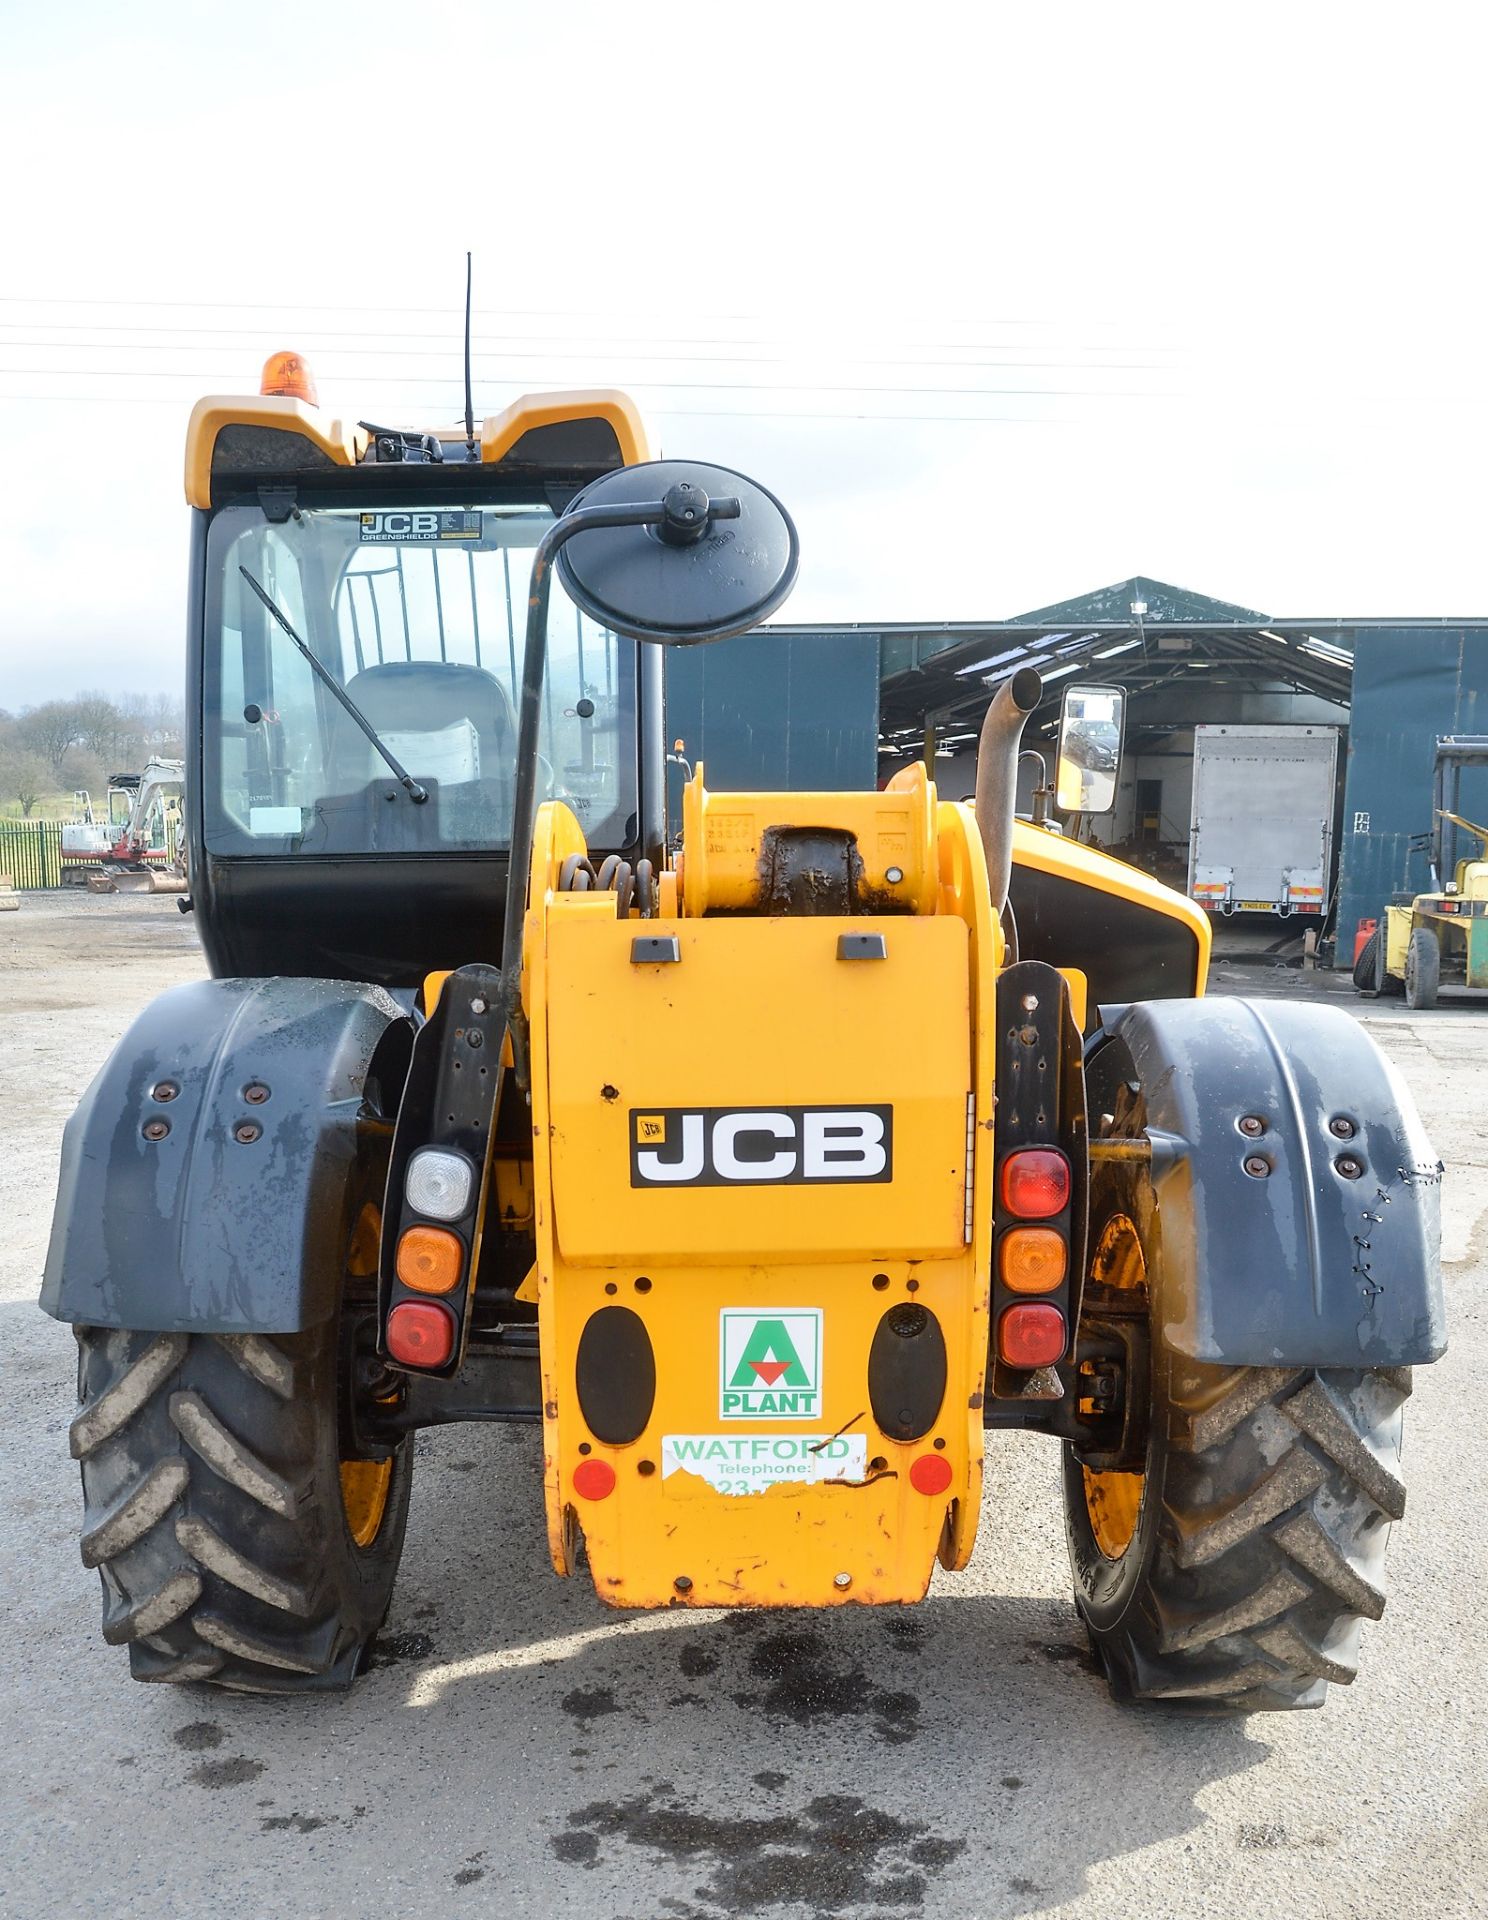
left=358, top=510, right=480, bottom=544
left=630, top=1105, right=892, bottom=1188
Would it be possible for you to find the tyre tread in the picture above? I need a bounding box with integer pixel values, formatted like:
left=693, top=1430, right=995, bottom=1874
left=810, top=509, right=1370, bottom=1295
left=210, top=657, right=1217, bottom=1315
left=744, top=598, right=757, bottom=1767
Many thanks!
left=72, top=1325, right=410, bottom=1694
left=1074, top=1361, right=1408, bottom=1710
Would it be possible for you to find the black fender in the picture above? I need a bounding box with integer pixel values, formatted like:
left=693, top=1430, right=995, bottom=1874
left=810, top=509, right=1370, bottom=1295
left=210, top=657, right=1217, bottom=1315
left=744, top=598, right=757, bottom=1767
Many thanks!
left=1092, top=997, right=1445, bottom=1367
left=41, top=978, right=413, bottom=1333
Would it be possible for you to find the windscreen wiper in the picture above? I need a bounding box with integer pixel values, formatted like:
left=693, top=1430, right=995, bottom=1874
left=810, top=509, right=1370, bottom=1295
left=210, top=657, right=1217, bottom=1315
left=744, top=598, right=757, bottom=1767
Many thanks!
left=238, top=568, right=428, bottom=804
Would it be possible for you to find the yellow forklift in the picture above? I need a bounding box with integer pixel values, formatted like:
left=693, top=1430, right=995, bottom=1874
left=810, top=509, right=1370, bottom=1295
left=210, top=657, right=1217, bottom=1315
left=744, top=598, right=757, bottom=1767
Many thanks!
left=42, top=356, right=1444, bottom=1711
left=1366, top=735, right=1488, bottom=1007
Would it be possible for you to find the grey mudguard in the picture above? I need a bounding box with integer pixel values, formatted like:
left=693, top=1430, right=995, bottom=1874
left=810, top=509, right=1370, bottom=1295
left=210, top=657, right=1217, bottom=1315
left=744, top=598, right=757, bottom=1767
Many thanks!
left=1106, top=997, right=1445, bottom=1367
left=41, top=977, right=410, bottom=1333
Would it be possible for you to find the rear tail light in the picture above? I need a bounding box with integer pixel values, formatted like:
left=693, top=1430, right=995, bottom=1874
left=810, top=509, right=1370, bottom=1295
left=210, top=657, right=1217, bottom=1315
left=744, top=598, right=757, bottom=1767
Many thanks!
left=396, top=1225, right=464, bottom=1294
left=386, top=1299, right=456, bottom=1369
left=999, top=1149, right=1070, bottom=1219
left=998, top=1302, right=1066, bottom=1368
left=999, top=1226, right=1067, bottom=1293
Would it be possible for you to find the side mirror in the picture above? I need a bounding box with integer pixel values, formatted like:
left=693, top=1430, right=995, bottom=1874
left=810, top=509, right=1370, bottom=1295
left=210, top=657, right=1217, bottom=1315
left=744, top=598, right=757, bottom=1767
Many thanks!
left=1054, top=683, right=1125, bottom=815
left=556, top=459, right=799, bottom=645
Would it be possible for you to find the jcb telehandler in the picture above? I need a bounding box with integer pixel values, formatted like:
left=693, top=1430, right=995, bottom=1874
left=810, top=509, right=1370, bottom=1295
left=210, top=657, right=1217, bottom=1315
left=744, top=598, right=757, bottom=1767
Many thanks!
left=43, top=358, right=1445, bottom=1710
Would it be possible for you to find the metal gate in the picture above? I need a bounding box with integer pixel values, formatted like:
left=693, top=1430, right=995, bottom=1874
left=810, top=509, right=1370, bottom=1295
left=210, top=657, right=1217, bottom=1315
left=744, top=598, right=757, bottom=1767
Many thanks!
left=0, top=822, right=63, bottom=889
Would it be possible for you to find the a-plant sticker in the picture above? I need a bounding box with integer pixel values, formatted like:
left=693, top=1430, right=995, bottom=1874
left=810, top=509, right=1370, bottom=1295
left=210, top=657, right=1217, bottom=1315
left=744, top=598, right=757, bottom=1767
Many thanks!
left=720, top=1308, right=822, bottom=1419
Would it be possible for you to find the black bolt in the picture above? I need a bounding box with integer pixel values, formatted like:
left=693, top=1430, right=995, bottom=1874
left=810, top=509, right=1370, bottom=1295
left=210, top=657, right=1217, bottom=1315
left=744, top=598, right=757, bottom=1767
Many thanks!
left=933, top=1436, right=947, bottom=1451
left=673, top=1574, right=693, bottom=1594
left=142, top=1118, right=170, bottom=1142
left=1336, top=1155, right=1365, bottom=1180
left=637, top=1460, right=656, bottom=1477
left=871, top=1274, right=891, bottom=1291
left=243, top=1082, right=270, bottom=1105
left=658, top=481, right=710, bottom=546
left=577, top=1442, right=591, bottom=1456
left=466, top=1027, right=484, bottom=1050
left=152, top=1080, right=179, bottom=1102
left=1329, top=1116, right=1357, bottom=1139
left=1243, top=1154, right=1270, bottom=1177
left=1238, top=1115, right=1265, bottom=1138
left=234, top=1120, right=262, bottom=1145
left=634, top=1277, right=652, bottom=1294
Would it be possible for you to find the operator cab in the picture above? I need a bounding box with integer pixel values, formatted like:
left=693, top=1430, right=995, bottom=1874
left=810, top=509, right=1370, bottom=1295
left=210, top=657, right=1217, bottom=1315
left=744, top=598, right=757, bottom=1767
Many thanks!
left=185, top=376, right=664, bottom=986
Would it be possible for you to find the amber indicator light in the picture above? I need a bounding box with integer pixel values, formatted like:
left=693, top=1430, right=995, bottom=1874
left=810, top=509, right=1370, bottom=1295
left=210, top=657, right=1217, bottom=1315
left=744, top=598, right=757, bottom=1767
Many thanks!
left=396, top=1225, right=464, bottom=1295
left=998, top=1226, right=1068, bottom=1293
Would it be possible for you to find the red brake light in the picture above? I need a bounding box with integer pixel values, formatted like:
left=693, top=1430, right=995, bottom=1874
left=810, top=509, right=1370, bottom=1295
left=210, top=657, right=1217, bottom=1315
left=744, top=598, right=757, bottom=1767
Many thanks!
left=998, top=1302, right=1067, bottom=1368
left=386, top=1299, right=456, bottom=1369
left=1000, top=1149, right=1070, bottom=1219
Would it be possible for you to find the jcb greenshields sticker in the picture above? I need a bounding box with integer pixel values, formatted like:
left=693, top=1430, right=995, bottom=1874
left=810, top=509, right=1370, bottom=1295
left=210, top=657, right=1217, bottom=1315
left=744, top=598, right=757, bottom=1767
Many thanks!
left=720, top=1309, right=821, bottom=1419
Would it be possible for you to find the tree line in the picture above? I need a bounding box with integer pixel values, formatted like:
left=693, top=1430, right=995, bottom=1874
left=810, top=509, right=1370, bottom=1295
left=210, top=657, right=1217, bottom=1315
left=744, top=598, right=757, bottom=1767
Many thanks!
left=0, top=694, right=185, bottom=818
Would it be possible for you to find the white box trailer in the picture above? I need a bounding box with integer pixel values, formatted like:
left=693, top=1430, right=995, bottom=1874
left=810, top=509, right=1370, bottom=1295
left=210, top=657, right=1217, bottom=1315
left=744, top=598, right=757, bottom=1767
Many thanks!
left=1188, top=724, right=1340, bottom=918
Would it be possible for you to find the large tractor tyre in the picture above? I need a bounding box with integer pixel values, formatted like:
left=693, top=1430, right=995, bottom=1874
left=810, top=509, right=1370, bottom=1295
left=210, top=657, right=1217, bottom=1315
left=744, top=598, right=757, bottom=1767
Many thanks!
left=1352, top=927, right=1380, bottom=996
left=1064, top=1101, right=1410, bottom=1713
left=1405, top=926, right=1441, bottom=1010
left=69, top=1203, right=412, bottom=1691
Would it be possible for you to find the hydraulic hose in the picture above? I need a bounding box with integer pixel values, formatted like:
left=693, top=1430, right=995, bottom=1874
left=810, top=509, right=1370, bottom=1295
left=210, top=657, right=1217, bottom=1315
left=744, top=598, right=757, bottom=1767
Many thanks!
left=974, top=666, right=1043, bottom=914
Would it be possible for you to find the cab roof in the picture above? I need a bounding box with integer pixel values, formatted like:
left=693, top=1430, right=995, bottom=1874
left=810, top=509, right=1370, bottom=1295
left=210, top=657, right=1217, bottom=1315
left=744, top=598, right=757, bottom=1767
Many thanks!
left=184, top=388, right=650, bottom=508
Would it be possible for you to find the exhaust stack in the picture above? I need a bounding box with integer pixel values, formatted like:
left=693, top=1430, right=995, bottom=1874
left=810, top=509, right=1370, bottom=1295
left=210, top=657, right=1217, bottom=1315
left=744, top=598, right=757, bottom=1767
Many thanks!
left=974, top=667, right=1043, bottom=913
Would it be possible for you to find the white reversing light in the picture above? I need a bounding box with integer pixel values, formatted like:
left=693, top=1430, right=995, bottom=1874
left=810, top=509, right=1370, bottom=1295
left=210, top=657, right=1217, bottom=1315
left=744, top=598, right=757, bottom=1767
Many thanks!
left=406, top=1149, right=474, bottom=1221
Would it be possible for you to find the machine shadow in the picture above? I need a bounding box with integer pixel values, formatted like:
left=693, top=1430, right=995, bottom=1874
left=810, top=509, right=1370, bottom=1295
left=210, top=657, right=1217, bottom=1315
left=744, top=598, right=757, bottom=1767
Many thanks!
left=363, top=1422, right=1265, bottom=1919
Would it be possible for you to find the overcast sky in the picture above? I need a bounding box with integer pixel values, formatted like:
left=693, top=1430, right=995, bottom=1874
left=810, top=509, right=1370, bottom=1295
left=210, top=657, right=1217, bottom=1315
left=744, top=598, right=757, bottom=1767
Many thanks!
left=2, top=2, right=1483, bottom=708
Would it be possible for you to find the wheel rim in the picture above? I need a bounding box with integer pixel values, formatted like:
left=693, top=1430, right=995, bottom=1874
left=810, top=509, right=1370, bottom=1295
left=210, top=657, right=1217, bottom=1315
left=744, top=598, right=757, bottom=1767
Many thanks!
left=1081, top=1212, right=1148, bottom=1562
left=340, top=1199, right=393, bottom=1550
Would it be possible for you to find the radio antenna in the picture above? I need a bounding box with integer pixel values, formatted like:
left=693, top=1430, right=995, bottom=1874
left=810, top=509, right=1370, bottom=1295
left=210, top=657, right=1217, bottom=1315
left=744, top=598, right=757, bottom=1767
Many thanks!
left=463, top=250, right=476, bottom=459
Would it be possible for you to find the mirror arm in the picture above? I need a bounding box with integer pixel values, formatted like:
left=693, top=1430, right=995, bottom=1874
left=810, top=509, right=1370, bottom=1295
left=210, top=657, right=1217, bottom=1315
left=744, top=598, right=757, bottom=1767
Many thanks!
left=493, top=494, right=739, bottom=1089
left=1019, top=747, right=1051, bottom=826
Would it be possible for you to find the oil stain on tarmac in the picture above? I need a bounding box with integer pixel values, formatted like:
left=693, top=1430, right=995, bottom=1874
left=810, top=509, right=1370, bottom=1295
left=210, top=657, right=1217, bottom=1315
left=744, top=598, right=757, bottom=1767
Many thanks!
left=556, top=1789, right=966, bottom=1915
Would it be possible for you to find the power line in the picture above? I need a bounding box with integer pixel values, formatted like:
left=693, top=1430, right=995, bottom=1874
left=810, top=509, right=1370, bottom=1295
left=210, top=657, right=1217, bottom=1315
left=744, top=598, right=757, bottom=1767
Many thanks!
left=0, top=388, right=1083, bottom=425
left=0, top=366, right=1174, bottom=399
left=0, top=332, right=1173, bottom=373
left=0, top=296, right=1183, bottom=356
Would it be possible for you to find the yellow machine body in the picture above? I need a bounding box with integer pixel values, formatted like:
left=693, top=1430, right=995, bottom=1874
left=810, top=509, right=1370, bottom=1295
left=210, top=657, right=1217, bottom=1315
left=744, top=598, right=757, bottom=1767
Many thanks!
left=523, top=767, right=998, bottom=1607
